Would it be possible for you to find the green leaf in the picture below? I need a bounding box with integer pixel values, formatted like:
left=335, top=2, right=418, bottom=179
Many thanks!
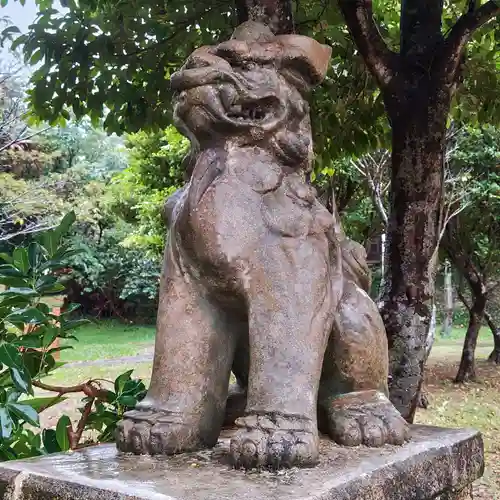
left=13, top=248, right=30, bottom=274
left=0, top=276, right=30, bottom=288
left=0, top=290, right=36, bottom=308
left=29, top=50, right=44, bottom=65
left=8, top=403, right=39, bottom=427
left=39, top=230, right=59, bottom=258
left=0, top=264, right=24, bottom=277
left=0, top=343, right=22, bottom=369
left=55, top=211, right=76, bottom=237
left=0, top=253, right=12, bottom=263
left=6, top=390, right=21, bottom=403
left=0, top=407, right=13, bottom=439
left=35, top=275, right=59, bottom=294
left=7, top=307, right=48, bottom=325
left=28, top=242, right=42, bottom=271
left=114, top=369, right=133, bottom=394
left=56, top=415, right=71, bottom=451
left=21, top=395, right=66, bottom=412
left=10, top=366, right=33, bottom=395
left=1, top=25, right=20, bottom=37
left=42, top=428, right=61, bottom=454
left=117, top=395, right=137, bottom=407
left=42, top=328, right=57, bottom=348
left=12, top=335, right=43, bottom=349
left=0, top=287, right=38, bottom=298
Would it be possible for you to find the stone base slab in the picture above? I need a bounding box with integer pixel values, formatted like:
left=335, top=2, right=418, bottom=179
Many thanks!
left=0, top=425, right=484, bottom=500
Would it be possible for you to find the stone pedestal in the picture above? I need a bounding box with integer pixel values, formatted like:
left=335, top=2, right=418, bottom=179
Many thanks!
left=0, top=426, right=483, bottom=500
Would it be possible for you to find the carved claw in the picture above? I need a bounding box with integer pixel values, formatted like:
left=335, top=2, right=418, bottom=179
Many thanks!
left=324, top=391, right=410, bottom=447
left=229, top=414, right=319, bottom=470
left=116, top=410, right=206, bottom=455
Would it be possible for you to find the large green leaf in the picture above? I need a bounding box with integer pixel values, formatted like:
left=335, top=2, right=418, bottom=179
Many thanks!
left=56, top=415, right=71, bottom=451
left=0, top=407, right=13, bottom=439
left=12, top=248, right=30, bottom=275
left=10, top=366, right=33, bottom=395
left=42, top=428, right=61, bottom=454
left=27, top=242, right=43, bottom=271
left=0, top=253, right=12, bottom=264
left=6, top=307, right=48, bottom=325
left=0, top=343, right=23, bottom=369
left=114, top=369, right=133, bottom=394
left=21, top=396, right=67, bottom=412
left=0, top=277, right=30, bottom=288
left=39, top=230, right=59, bottom=258
left=55, top=211, right=76, bottom=238
left=8, top=403, right=39, bottom=427
left=0, top=264, right=24, bottom=277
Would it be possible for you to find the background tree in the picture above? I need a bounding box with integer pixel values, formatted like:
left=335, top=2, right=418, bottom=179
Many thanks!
left=338, top=0, right=500, bottom=421
left=442, top=125, right=500, bottom=381
left=3, top=0, right=500, bottom=421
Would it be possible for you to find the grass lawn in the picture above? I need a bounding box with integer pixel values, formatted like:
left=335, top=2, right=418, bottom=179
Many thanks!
left=431, top=326, right=493, bottom=362
left=37, top=321, right=499, bottom=499
left=59, top=320, right=156, bottom=362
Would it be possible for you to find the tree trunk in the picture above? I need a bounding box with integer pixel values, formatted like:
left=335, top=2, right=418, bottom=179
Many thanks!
left=485, top=310, right=500, bottom=364
left=443, top=218, right=488, bottom=382
left=455, top=291, right=486, bottom=382
left=338, top=0, right=500, bottom=425
left=236, top=0, right=294, bottom=34
left=380, top=83, right=450, bottom=422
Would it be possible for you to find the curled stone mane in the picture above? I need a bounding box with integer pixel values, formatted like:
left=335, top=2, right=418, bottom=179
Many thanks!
left=171, top=21, right=331, bottom=175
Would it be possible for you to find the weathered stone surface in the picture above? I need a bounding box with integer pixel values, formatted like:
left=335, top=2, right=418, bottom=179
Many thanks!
left=116, top=20, right=408, bottom=469
left=0, top=426, right=483, bottom=500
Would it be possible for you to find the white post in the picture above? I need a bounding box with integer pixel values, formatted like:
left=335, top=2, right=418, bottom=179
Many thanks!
left=442, top=260, right=453, bottom=337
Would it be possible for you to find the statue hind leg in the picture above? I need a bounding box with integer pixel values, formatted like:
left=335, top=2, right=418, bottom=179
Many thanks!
left=116, top=240, right=237, bottom=455
left=318, top=278, right=410, bottom=446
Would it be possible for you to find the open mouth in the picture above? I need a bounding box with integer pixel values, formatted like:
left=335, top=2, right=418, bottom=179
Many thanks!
left=225, top=97, right=280, bottom=124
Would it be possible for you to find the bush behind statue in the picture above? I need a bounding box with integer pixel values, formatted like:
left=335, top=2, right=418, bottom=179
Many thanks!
left=0, top=213, right=146, bottom=460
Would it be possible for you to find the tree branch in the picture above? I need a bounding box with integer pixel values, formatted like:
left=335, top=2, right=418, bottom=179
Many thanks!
left=443, top=0, right=500, bottom=78
left=32, top=379, right=108, bottom=399
left=338, top=0, right=397, bottom=88
left=68, top=398, right=94, bottom=449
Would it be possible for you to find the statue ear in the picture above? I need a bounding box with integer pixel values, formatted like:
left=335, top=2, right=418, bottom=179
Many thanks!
left=276, top=35, right=332, bottom=89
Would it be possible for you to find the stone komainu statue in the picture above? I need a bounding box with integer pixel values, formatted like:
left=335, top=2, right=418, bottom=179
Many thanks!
left=117, top=21, right=409, bottom=469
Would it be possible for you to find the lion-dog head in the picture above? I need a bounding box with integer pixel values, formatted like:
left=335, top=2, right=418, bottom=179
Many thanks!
left=171, top=21, right=331, bottom=172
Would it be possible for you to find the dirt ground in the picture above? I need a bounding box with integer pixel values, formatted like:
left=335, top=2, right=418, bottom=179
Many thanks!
left=416, top=360, right=500, bottom=499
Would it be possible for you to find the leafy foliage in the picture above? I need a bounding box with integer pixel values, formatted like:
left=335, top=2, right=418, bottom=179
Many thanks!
left=0, top=214, right=147, bottom=460
left=1, top=0, right=498, bottom=165
left=64, top=227, right=161, bottom=322
left=447, top=125, right=500, bottom=277
left=0, top=212, right=81, bottom=458
left=108, top=126, right=187, bottom=255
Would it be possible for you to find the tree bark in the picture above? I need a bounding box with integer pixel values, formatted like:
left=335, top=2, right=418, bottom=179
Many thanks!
left=236, top=0, right=294, bottom=34
left=337, top=0, right=500, bottom=422
left=380, top=81, right=450, bottom=421
left=485, top=310, right=500, bottom=364
left=443, top=219, right=488, bottom=382
left=455, top=291, right=486, bottom=382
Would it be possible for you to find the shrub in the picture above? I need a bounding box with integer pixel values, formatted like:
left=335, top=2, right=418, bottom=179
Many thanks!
left=0, top=213, right=146, bottom=460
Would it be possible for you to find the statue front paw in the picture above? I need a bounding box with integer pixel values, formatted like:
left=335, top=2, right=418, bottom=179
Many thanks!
left=116, top=409, right=208, bottom=455
left=324, top=390, right=410, bottom=447
left=229, top=413, right=318, bottom=469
